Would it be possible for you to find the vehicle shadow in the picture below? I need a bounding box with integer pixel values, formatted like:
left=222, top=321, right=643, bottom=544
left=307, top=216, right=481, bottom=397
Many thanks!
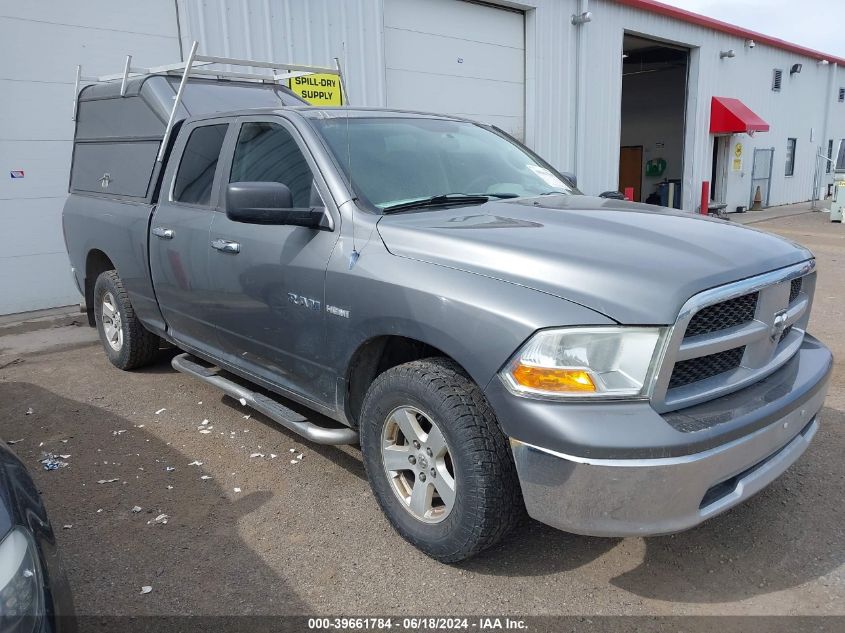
left=459, top=518, right=621, bottom=577
left=132, top=347, right=181, bottom=375
left=219, top=395, right=367, bottom=483
left=0, top=381, right=310, bottom=617
left=141, top=346, right=368, bottom=482
left=610, top=406, right=845, bottom=603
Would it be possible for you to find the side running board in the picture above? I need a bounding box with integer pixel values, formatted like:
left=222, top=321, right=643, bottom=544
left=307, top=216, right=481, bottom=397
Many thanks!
left=171, top=353, right=358, bottom=445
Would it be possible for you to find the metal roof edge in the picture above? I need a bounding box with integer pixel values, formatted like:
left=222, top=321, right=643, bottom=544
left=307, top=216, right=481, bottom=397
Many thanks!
left=612, top=0, right=845, bottom=66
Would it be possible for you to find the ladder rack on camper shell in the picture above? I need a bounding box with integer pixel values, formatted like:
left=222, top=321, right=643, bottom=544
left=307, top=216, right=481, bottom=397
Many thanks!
left=73, top=40, right=347, bottom=162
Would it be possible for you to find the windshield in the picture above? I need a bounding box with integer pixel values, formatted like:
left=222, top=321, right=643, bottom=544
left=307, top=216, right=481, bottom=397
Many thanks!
left=309, top=116, right=579, bottom=211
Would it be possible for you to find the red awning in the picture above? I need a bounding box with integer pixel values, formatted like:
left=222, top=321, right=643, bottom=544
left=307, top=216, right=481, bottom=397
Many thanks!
left=710, top=97, right=770, bottom=134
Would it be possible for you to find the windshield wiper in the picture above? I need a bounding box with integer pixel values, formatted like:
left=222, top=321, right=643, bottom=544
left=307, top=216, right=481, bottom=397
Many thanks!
left=382, top=193, right=493, bottom=214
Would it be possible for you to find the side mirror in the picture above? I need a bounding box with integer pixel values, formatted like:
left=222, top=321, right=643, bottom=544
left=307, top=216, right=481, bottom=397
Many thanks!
left=225, top=182, right=325, bottom=228
left=561, top=171, right=577, bottom=187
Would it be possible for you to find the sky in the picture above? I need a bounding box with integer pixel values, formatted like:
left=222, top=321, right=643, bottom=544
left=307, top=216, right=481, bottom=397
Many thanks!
left=664, top=0, right=844, bottom=58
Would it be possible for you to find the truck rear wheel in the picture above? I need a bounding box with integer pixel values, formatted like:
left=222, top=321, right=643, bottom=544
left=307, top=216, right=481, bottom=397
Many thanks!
left=93, top=270, right=159, bottom=370
left=359, top=357, right=524, bottom=562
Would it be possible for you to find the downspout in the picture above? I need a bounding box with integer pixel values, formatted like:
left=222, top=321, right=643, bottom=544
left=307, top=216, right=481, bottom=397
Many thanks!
left=572, top=0, right=591, bottom=187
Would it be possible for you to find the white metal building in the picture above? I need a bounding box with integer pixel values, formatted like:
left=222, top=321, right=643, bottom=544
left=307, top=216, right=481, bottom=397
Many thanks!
left=2, top=0, right=844, bottom=315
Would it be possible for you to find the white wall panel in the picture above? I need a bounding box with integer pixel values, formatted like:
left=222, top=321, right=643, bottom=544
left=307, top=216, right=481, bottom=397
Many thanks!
left=0, top=198, right=68, bottom=260
left=0, top=1, right=180, bottom=315
left=0, top=142, right=71, bottom=200
left=383, top=0, right=525, bottom=138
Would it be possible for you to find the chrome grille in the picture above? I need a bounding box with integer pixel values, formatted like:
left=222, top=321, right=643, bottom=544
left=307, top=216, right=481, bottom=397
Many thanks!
left=651, top=261, right=816, bottom=413
left=684, top=292, right=758, bottom=338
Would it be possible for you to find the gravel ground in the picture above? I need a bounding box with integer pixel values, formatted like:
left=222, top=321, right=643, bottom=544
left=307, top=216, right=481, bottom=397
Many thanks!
left=0, top=209, right=842, bottom=617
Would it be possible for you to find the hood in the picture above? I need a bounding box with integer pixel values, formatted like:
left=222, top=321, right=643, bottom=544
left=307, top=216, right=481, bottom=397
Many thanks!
left=376, top=195, right=812, bottom=324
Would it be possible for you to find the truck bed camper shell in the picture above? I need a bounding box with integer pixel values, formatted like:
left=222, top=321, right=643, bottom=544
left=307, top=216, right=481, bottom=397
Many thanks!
left=69, top=42, right=344, bottom=202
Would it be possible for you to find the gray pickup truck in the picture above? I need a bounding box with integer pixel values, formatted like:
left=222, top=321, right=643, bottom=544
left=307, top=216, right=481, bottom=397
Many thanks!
left=63, top=74, right=832, bottom=563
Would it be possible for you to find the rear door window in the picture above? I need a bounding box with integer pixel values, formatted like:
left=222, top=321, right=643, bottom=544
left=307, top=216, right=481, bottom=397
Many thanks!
left=172, top=124, right=228, bottom=205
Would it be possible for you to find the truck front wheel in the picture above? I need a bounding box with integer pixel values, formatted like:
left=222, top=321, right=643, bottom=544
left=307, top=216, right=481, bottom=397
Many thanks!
left=93, top=270, right=159, bottom=370
left=359, top=357, right=524, bottom=562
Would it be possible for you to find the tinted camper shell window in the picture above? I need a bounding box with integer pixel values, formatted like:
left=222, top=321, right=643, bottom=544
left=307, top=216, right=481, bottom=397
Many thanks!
left=69, top=75, right=306, bottom=202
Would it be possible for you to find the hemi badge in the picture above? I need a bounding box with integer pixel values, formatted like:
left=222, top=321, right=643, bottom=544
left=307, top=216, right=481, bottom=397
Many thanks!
left=326, top=305, right=350, bottom=319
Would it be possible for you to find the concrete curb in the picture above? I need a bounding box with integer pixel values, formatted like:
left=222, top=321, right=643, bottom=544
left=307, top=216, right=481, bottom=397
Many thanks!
left=0, top=305, right=86, bottom=337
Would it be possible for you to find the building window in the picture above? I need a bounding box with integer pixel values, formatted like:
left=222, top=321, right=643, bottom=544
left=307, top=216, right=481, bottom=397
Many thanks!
left=785, top=138, right=797, bottom=176
left=828, top=140, right=834, bottom=173
left=839, top=88, right=845, bottom=102
left=772, top=69, right=783, bottom=92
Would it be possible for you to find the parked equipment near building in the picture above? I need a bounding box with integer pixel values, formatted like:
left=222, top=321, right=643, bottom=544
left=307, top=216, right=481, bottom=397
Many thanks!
left=830, top=141, right=845, bottom=222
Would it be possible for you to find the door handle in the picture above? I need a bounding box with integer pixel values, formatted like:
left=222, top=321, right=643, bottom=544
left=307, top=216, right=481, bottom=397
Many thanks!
left=152, top=226, right=174, bottom=239
left=211, top=238, right=241, bottom=254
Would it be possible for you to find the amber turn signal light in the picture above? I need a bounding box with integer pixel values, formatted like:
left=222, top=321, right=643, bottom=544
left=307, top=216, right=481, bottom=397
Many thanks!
left=510, top=364, right=597, bottom=393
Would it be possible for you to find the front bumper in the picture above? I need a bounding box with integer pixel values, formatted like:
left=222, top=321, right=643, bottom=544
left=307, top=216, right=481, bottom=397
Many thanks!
left=498, top=336, right=832, bottom=537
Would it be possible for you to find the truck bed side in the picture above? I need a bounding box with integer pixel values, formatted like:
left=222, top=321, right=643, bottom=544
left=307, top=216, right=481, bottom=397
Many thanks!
left=63, top=193, right=165, bottom=335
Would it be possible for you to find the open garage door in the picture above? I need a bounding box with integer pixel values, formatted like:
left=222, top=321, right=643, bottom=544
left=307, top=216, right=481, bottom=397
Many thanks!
left=620, top=34, right=689, bottom=206
left=384, top=0, right=525, bottom=140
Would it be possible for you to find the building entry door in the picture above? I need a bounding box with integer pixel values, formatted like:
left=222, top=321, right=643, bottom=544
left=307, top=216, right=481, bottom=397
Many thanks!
left=750, top=148, right=774, bottom=207
left=619, top=146, right=643, bottom=201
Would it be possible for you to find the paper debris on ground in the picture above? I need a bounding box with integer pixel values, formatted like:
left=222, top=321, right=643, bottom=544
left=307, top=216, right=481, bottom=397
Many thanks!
left=39, top=453, right=68, bottom=471
left=233, top=487, right=241, bottom=493
left=199, top=429, right=211, bottom=434
left=200, top=475, right=212, bottom=480
left=188, top=460, right=203, bottom=466
left=140, top=586, right=152, bottom=594
left=290, top=460, right=298, bottom=464
left=249, top=453, right=264, bottom=458
left=148, top=514, right=169, bottom=525
left=62, top=525, right=72, bottom=530
left=97, top=479, right=119, bottom=484
left=165, top=466, right=175, bottom=472
left=243, top=415, right=250, bottom=420
left=132, top=506, right=142, bottom=513
left=289, top=448, right=296, bottom=453
left=270, top=454, right=277, bottom=459
left=296, top=454, right=303, bottom=460
left=200, top=419, right=209, bottom=426
left=155, top=408, right=166, bottom=415
left=6, top=439, right=23, bottom=445
left=25, top=407, right=34, bottom=415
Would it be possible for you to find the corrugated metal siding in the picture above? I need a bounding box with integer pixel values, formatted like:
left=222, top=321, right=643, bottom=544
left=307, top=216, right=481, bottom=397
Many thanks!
left=176, top=0, right=387, bottom=107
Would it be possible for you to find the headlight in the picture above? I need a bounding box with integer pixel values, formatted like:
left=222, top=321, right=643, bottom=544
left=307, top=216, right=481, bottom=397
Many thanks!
left=500, top=327, right=666, bottom=399
left=0, top=528, right=43, bottom=630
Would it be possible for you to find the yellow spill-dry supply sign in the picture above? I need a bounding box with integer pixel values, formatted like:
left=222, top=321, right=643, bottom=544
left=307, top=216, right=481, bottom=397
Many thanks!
left=288, top=74, right=343, bottom=106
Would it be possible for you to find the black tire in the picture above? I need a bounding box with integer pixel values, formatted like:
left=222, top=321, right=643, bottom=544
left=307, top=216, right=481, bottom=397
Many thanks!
left=93, top=270, right=160, bottom=370
left=360, top=357, right=524, bottom=562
